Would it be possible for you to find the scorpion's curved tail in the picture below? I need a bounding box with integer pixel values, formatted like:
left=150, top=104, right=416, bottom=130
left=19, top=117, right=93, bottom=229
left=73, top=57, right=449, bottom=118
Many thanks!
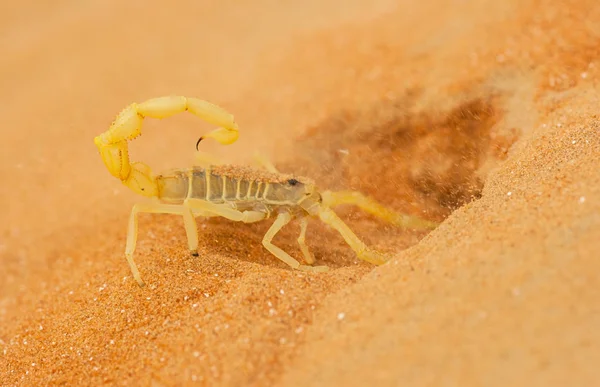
left=93, top=96, right=239, bottom=197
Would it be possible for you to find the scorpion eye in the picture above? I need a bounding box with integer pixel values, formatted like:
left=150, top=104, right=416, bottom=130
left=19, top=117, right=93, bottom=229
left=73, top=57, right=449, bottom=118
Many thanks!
left=287, top=178, right=299, bottom=186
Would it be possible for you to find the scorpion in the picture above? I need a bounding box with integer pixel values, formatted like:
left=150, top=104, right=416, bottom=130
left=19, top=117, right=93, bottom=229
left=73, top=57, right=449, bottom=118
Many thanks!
left=94, top=96, right=437, bottom=286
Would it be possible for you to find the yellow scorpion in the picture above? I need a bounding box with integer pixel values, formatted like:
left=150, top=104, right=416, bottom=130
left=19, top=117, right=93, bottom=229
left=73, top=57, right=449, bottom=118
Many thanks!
left=94, top=96, right=437, bottom=286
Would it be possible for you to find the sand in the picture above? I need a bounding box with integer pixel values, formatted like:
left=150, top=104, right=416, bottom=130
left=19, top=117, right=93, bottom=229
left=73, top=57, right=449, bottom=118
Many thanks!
left=1, top=0, right=599, bottom=385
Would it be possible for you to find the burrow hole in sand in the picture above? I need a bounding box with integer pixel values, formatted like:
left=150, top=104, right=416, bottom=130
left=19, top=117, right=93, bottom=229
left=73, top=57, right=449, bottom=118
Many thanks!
left=274, top=93, right=520, bottom=263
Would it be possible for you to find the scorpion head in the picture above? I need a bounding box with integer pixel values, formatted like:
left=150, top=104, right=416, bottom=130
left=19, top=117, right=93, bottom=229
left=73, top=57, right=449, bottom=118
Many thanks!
left=290, top=179, right=323, bottom=216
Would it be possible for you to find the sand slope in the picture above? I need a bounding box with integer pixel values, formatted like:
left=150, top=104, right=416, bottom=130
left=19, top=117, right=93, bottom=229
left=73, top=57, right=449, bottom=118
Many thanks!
left=1, top=0, right=599, bottom=386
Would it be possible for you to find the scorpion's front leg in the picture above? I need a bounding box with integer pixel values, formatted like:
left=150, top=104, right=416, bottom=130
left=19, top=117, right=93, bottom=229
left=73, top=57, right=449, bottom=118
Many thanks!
left=126, top=202, right=198, bottom=286
left=263, top=212, right=329, bottom=272
left=317, top=206, right=388, bottom=265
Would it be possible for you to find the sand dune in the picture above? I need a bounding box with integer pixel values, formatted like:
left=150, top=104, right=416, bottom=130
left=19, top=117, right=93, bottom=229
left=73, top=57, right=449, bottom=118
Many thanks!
left=1, top=0, right=599, bottom=385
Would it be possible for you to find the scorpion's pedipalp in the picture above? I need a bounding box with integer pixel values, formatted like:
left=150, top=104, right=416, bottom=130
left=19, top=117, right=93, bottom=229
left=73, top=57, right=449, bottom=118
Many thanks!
left=322, top=190, right=438, bottom=229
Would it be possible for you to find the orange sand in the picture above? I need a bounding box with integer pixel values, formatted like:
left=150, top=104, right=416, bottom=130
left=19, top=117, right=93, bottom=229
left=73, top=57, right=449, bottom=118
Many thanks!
left=1, top=0, right=599, bottom=385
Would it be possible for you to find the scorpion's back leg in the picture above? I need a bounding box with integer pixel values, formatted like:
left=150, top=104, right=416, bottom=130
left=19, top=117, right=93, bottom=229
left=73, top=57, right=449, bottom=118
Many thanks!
left=321, top=190, right=438, bottom=229
left=263, top=212, right=328, bottom=272
left=126, top=202, right=198, bottom=286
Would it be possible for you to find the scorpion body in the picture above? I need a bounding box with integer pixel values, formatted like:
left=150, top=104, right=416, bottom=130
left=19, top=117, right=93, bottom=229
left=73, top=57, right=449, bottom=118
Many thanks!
left=94, top=96, right=437, bottom=286
left=156, top=165, right=317, bottom=213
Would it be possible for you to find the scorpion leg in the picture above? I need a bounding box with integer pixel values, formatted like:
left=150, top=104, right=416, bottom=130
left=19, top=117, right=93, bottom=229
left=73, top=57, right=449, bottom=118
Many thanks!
left=317, top=206, right=388, bottom=265
left=193, top=151, right=226, bottom=168
left=185, top=199, right=268, bottom=223
left=126, top=202, right=198, bottom=286
left=184, top=200, right=326, bottom=270
left=263, top=212, right=329, bottom=272
left=252, top=151, right=279, bottom=173
left=321, top=190, right=438, bottom=229
left=297, top=217, right=316, bottom=264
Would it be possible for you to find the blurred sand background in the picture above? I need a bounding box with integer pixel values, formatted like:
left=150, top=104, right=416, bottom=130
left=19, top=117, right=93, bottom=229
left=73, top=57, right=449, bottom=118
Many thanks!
left=1, top=0, right=599, bottom=385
